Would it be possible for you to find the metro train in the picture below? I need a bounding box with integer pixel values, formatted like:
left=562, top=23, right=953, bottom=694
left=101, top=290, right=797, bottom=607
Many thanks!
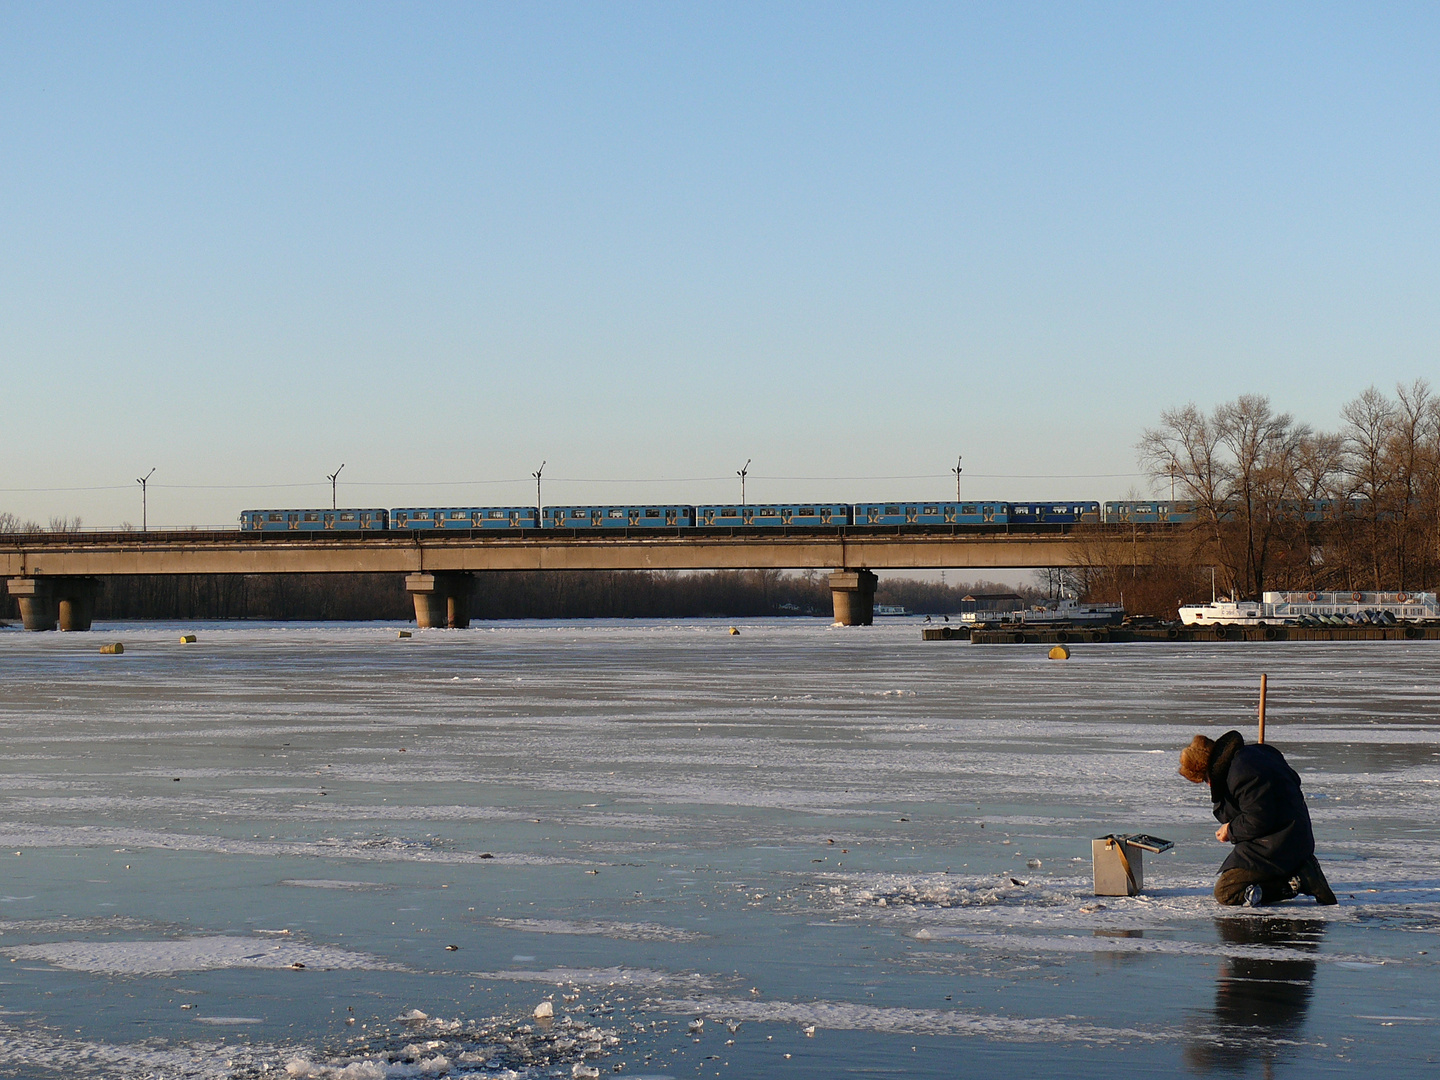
left=239, top=496, right=1366, bottom=533
left=238, top=500, right=1103, bottom=532
left=1102, top=498, right=1370, bottom=524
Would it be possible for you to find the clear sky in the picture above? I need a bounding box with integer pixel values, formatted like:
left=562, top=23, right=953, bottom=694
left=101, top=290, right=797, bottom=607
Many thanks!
left=3, top=2, right=1438, bottom=528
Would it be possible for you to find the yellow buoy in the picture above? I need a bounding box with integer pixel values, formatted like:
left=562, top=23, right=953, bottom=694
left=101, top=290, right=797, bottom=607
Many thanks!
left=1048, top=644, right=1071, bottom=660
left=398, top=630, right=413, bottom=639
left=100, top=643, right=124, bottom=655
left=179, top=634, right=197, bottom=644
left=729, top=627, right=740, bottom=635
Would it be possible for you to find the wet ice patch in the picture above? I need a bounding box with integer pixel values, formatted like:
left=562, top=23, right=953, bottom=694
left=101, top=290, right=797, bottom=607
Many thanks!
left=281, top=879, right=392, bottom=891
left=488, top=918, right=705, bottom=943
left=468, top=966, right=721, bottom=992
left=659, top=995, right=1170, bottom=1044
left=2, top=935, right=405, bottom=975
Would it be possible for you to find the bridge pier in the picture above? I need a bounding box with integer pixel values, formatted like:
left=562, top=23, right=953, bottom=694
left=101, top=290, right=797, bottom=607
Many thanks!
left=7, top=577, right=101, bottom=631
left=828, top=568, right=877, bottom=626
left=405, top=572, right=475, bottom=629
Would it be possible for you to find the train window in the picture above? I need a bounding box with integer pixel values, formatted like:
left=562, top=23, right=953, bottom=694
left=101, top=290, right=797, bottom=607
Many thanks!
left=924, top=506, right=938, bottom=515
left=885, top=506, right=900, bottom=515
left=645, top=508, right=660, bottom=518
left=304, top=512, right=319, bottom=521
left=268, top=513, right=282, bottom=522
left=340, top=512, right=355, bottom=521
left=488, top=510, right=505, bottom=519
left=721, top=508, right=738, bottom=517
left=608, top=508, right=625, bottom=518
left=759, top=508, right=777, bottom=516
left=799, top=507, right=814, bottom=516
left=450, top=511, right=466, bottom=519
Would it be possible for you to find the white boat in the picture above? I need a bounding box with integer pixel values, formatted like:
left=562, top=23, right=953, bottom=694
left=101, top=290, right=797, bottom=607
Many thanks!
left=1179, top=591, right=1440, bottom=626
left=961, top=594, right=1124, bottom=626
left=1018, top=595, right=1125, bottom=626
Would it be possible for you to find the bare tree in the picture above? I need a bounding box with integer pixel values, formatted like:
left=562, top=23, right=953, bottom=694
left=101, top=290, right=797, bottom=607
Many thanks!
left=1140, top=395, right=1306, bottom=597
left=1341, top=386, right=1397, bottom=589
left=1389, top=379, right=1435, bottom=589
left=1139, top=404, right=1238, bottom=592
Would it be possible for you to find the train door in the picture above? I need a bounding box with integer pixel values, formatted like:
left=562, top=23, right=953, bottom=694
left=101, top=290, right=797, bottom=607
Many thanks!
left=781, top=508, right=793, bottom=525
left=665, top=508, right=678, bottom=526
left=905, top=506, right=918, bottom=524
left=820, top=508, right=833, bottom=525
left=743, top=508, right=755, bottom=526
left=628, top=509, right=640, bottom=526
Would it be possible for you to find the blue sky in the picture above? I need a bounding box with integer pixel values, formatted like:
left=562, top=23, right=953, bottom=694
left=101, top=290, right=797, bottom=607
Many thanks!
left=3, top=2, right=1438, bottom=527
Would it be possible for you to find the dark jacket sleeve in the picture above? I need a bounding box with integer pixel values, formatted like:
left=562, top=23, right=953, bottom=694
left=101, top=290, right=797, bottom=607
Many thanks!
left=1224, top=759, right=1296, bottom=842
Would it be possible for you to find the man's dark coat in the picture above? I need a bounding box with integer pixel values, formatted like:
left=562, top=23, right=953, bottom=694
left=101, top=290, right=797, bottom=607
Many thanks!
left=1208, top=730, right=1316, bottom=877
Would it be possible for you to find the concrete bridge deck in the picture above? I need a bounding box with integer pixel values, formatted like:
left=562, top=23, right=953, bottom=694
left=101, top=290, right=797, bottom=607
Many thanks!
left=3, top=524, right=1155, bottom=630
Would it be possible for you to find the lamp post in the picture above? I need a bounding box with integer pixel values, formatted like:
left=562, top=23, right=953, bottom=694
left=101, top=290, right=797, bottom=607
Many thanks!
left=327, top=464, right=345, bottom=510
left=137, top=468, right=156, bottom=533
left=533, top=461, right=545, bottom=517
left=737, top=459, right=750, bottom=506
left=952, top=455, right=963, bottom=501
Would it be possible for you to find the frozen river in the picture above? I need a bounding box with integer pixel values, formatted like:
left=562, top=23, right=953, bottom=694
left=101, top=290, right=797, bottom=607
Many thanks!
left=0, top=618, right=1437, bottom=1078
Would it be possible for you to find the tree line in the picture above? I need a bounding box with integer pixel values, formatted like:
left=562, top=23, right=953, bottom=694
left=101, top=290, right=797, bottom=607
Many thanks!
left=1086, top=379, right=1440, bottom=611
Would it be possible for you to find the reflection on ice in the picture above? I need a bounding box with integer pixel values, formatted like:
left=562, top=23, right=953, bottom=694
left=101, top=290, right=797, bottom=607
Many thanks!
left=1185, top=917, right=1326, bottom=1074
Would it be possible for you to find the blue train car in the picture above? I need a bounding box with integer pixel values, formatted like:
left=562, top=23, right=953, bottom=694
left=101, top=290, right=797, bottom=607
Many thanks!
left=1103, top=501, right=1201, bottom=524
left=853, top=502, right=1009, bottom=526
left=391, top=506, right=539, bottom=529
left=240, top=508, right=388, bottom=531
left=696, top=504, right=851, bottom=527
left=1009, top=500, right=1100, bottom=525
left=543, top=505, right=695, bottom=528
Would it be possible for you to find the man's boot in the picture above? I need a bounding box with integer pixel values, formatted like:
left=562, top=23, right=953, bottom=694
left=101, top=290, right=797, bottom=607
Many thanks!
left=1296, top=856, right=1338, bottom=905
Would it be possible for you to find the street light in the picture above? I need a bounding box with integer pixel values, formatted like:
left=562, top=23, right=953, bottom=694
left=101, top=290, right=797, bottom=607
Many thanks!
left=951, top=455, right=963, bottom=501
left=737, top=459, right=750, bottom=506
left=137, top=468, right=156, bottom=533
left=327, top=464, right=345, bottom=510
left=533, top=461, right=545, bottom=516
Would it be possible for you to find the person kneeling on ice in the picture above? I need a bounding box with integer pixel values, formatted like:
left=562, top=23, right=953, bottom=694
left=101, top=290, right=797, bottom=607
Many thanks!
left=1179, top=731, right=1337, bottom=907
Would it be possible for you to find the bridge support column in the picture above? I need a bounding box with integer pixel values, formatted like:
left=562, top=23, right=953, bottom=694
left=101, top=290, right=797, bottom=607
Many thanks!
left=405, top=572, right=475, bottom=629
left=828, top=569, right=877, bottom=626
left=7, top=577, right=100, bottom=631
left=57, top=577, right=100, bottom=631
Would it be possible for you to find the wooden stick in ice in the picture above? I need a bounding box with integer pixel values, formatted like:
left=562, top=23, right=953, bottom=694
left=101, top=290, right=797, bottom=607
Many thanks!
left=1258, top=673, right=1268, bottom=744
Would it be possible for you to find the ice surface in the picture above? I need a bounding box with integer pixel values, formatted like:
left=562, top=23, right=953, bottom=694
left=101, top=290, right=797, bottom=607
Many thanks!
left=0, top=618, right=1437, bottom=1076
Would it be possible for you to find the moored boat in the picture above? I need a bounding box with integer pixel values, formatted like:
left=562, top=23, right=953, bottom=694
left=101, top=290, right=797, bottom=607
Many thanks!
left=1180, top=591, right=1440, bottom=626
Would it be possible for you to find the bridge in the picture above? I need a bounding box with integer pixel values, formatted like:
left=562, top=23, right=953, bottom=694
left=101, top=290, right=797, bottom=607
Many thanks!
left=2, top=525, right=1158, bottom=629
